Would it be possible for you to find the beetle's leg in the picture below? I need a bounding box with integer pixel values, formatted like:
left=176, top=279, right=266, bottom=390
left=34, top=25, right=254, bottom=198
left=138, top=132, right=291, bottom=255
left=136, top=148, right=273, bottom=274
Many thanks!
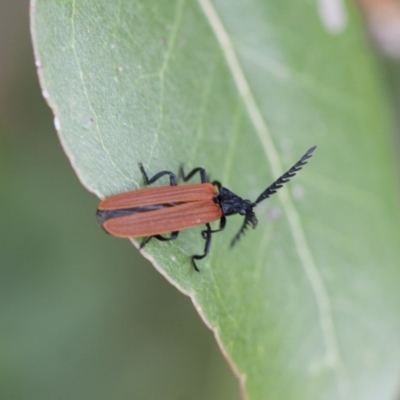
left=191, top=217, right=226, bottom=271
left=191, top=224, right=212, bottom=272
left=179, top=166, right=208, bottom=183
left=153, top=231, right=179, bottom=242
left=139, top=236, right=153, bottom=249
left=139, top=231, right=179, bottom=249
left=200, top=216, right=226, bottom=238
left=211, top=180, right=222, bottom=191
left=139, top=163, right=178, bottom=186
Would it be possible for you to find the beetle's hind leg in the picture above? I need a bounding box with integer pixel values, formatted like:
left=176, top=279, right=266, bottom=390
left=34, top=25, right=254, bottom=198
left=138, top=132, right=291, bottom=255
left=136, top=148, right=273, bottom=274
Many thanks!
left=139, top=231, right=179, bottom=249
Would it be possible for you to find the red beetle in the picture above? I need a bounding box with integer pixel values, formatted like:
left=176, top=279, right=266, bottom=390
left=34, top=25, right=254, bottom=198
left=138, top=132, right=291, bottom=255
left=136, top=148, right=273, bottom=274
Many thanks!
left=97, top=146, right=316, bottom=271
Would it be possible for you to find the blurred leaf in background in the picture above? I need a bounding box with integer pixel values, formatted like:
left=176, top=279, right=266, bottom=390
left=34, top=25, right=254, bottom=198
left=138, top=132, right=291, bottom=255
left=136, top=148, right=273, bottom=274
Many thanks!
left=0, top=1, right=238, bottom=400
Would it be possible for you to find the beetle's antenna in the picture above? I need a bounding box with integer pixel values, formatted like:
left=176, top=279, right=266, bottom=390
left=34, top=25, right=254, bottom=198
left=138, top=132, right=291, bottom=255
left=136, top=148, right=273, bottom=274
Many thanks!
left=253, top=146, right=317, bottom=205
left=230, top=210, right=257, bottom=248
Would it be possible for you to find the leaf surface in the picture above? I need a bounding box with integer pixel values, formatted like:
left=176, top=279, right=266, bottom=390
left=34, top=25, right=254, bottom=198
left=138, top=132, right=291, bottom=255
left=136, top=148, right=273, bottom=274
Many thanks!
left=31, top=1, right=400, bottom=399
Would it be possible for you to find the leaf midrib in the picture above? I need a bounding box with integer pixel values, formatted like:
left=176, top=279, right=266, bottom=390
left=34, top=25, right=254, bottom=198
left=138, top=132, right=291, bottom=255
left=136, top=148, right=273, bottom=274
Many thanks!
left=198, top=0, right=350, bottom=397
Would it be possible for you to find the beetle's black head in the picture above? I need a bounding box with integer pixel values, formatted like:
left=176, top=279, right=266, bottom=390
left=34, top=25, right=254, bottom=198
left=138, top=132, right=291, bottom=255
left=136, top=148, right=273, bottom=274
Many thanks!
left=217, top=187, right=251, bottom=215
left=217, top=187, right=258, bottom=247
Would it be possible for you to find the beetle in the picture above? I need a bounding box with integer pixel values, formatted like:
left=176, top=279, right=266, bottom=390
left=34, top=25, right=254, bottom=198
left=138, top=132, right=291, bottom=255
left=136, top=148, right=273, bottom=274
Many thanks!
left=97, top=146, right=316, bottom=271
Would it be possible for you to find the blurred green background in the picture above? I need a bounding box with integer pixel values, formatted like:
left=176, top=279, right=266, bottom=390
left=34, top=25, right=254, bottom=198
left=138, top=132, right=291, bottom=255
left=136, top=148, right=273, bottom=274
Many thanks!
left=0, top=2, right=240, bottom=399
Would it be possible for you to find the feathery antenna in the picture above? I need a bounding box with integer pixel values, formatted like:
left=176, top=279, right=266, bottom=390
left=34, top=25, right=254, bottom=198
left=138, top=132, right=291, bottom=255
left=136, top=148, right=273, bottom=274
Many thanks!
left=253, top=146, right=317, bottom=205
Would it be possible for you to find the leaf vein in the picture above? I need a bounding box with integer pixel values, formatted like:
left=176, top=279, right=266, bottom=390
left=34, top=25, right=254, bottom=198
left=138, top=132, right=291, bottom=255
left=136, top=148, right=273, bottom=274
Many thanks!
left=148, top=0, right=186, bottom=162
left=198, top=0, right=351, bottom=397
left=70, top=0, right=129, bottom=185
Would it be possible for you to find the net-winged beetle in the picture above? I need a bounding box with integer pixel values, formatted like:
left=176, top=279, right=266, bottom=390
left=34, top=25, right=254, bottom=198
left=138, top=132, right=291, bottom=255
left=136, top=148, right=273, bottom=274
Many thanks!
left=97, top=146, right=316, bottom=271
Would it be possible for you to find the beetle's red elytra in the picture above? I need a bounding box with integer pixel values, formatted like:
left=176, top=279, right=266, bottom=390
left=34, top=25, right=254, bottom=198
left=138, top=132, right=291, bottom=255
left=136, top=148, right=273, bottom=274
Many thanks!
left=97, top=146, right=316, bottom=271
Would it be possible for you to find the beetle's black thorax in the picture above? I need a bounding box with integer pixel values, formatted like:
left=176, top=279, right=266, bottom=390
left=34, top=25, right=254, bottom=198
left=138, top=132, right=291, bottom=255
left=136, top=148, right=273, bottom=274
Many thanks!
left=215, top=187, right=254, bottom=217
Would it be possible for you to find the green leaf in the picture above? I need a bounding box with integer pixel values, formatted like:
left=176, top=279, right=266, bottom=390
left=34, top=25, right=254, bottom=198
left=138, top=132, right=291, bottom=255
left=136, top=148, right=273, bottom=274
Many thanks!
left=31, top=0, right=400, bottom=399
